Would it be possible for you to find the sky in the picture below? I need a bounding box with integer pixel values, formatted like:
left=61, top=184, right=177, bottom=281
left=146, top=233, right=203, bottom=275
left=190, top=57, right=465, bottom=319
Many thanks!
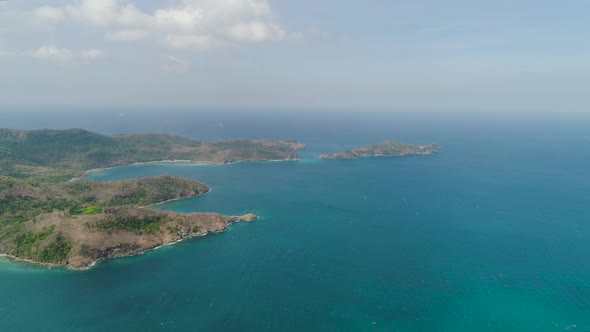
left=0, top=0, right=589, bottom=112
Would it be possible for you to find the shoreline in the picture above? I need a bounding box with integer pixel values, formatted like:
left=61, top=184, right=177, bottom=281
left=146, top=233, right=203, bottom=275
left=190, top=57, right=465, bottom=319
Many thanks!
left=0, top=233, right=206, bottom=271
left=73, top=160, right=223, bottom=181
left=0, top=186, right=229, bottom=271
left=86, top=159, right=223, bottom=173
left=0, top=213, right=258, bottom=271
left=4, top=156, right=296, bottom=269
left=72, top=158, right=301, bottom=181
left=0, top=254, right=62, bottom=270
left=1, top=131, right=303, bottom=271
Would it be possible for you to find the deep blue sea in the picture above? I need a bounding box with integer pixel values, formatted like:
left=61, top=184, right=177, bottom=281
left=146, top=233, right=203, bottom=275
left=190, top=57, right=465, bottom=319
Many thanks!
left=1, top=110, right=589, bottom=331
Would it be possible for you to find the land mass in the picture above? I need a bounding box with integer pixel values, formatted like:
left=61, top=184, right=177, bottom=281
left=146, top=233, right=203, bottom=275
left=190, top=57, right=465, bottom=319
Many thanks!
left=0, top=128, right=305, bottom=181
left=320, top=141, right=440, bottom=159
left=0, top=129, right=304, bottom=269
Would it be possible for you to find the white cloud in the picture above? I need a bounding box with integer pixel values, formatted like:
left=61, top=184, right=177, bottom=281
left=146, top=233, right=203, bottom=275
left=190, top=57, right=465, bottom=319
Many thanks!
left=166, top=34, right=223, bottom=51
left=34, top=45, right=74, bottom=62
left=105, top=29, right=149, bottom=42
left=154, top=7, right=204, bottom=32
left=33, top=45, right=105, bottom=63
left=81, top=48, right=105, bottom=60
left=154, top=55, right=191, bottom=73
left=33, top=6, right=65, bottom=23
left=116, top=5, right=152, bottom=27
left=30, top=0, right=296, bottom=51
left=228, top=21, right=285, bottom=43
left=64, top=0, right=119, bottom=27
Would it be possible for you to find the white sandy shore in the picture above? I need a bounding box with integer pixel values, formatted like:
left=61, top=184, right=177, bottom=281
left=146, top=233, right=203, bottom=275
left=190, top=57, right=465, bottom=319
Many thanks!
left=84, top=159, right=222, bottom=174
left=69, top=160, right=222, bottom=181
left=71, top=158, right=300, bottom=181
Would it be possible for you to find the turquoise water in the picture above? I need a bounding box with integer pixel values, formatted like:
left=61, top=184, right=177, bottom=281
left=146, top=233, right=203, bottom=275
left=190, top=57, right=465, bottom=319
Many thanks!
left=1, top=112, right=590, bottom=331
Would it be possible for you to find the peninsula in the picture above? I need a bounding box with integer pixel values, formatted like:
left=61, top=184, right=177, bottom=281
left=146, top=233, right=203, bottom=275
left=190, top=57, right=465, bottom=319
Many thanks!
left=0, top=128, right=304, bottom=269
left=320, top=141, right=440, bottom=159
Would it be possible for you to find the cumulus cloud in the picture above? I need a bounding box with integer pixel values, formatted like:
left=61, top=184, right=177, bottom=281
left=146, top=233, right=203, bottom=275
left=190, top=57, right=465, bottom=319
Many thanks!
left=34, top=45, right=74, bottom=62
left=228, top=21, right=286, bottom=43
left=34, top=45, right=105, bottom=63
left=154, top=55, right=191, bottom=73
left=31, top=0, right=297, bottom=51
left=105, top=29, right=149, bottom=42
left=81, top=48, right=105, bottom=60
left=33, top=6, right=66, bottom=23
left=166, top=34, right=223, bottom=51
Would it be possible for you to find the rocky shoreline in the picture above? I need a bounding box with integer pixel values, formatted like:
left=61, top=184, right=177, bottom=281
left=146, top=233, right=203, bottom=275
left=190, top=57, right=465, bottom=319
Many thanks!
left=75, top=157, right=303, bottom=181
left=0, top=213, right=258, bottom=270
left=72, top=212, right=259, bottom=270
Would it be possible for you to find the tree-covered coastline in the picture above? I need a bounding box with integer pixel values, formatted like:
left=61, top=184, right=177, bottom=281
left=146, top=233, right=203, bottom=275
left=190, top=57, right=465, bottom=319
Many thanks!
left=0, top=129, right=301, bottom=268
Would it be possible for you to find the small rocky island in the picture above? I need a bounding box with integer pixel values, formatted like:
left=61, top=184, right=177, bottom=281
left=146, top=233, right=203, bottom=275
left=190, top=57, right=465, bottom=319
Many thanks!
left=320, top=141, right=440, bottom=159
left=0, top=128, right=304, bottom=269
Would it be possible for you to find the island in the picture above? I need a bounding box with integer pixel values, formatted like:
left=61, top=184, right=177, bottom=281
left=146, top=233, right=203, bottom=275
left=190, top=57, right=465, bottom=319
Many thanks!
left=320, top=141, right=440, bottom=159
left=0, top=128, right=305, bottom=269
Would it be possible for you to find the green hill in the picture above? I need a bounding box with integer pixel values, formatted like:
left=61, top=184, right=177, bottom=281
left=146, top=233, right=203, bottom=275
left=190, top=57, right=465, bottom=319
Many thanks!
left=0, top=128, right=303, bottom=269
left=0, top=128, right=305, bottom=181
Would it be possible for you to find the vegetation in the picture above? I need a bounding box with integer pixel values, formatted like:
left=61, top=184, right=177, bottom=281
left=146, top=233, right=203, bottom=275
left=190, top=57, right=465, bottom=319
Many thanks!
left=94, top=214, right=163, bottom=235
left=82, top=206, right=103, bottom=215
left=0, top=196, right=82, bottom=219
left=11, top=226, right=71, bottom=264
left=320, top=141, right=441, bottom=159
left=0, top=174, right=209, bottom=266
left=13, top=226, right=55, bottom=259
left=38, top=234, right=72, bottom=264
left=0, top=128, right=275, bottom=268
left=0, top=175, right=206, bottom=222
left=0, top=128, right=304, bottom=177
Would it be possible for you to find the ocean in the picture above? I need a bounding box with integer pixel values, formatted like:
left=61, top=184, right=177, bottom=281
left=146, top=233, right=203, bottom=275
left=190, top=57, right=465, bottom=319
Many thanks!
left=0, top=110, right=589, bottom=331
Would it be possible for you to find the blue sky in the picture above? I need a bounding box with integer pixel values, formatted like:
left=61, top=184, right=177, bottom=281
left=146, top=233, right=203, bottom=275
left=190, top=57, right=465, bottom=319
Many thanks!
left=0, top=0, right=589, bottom=112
